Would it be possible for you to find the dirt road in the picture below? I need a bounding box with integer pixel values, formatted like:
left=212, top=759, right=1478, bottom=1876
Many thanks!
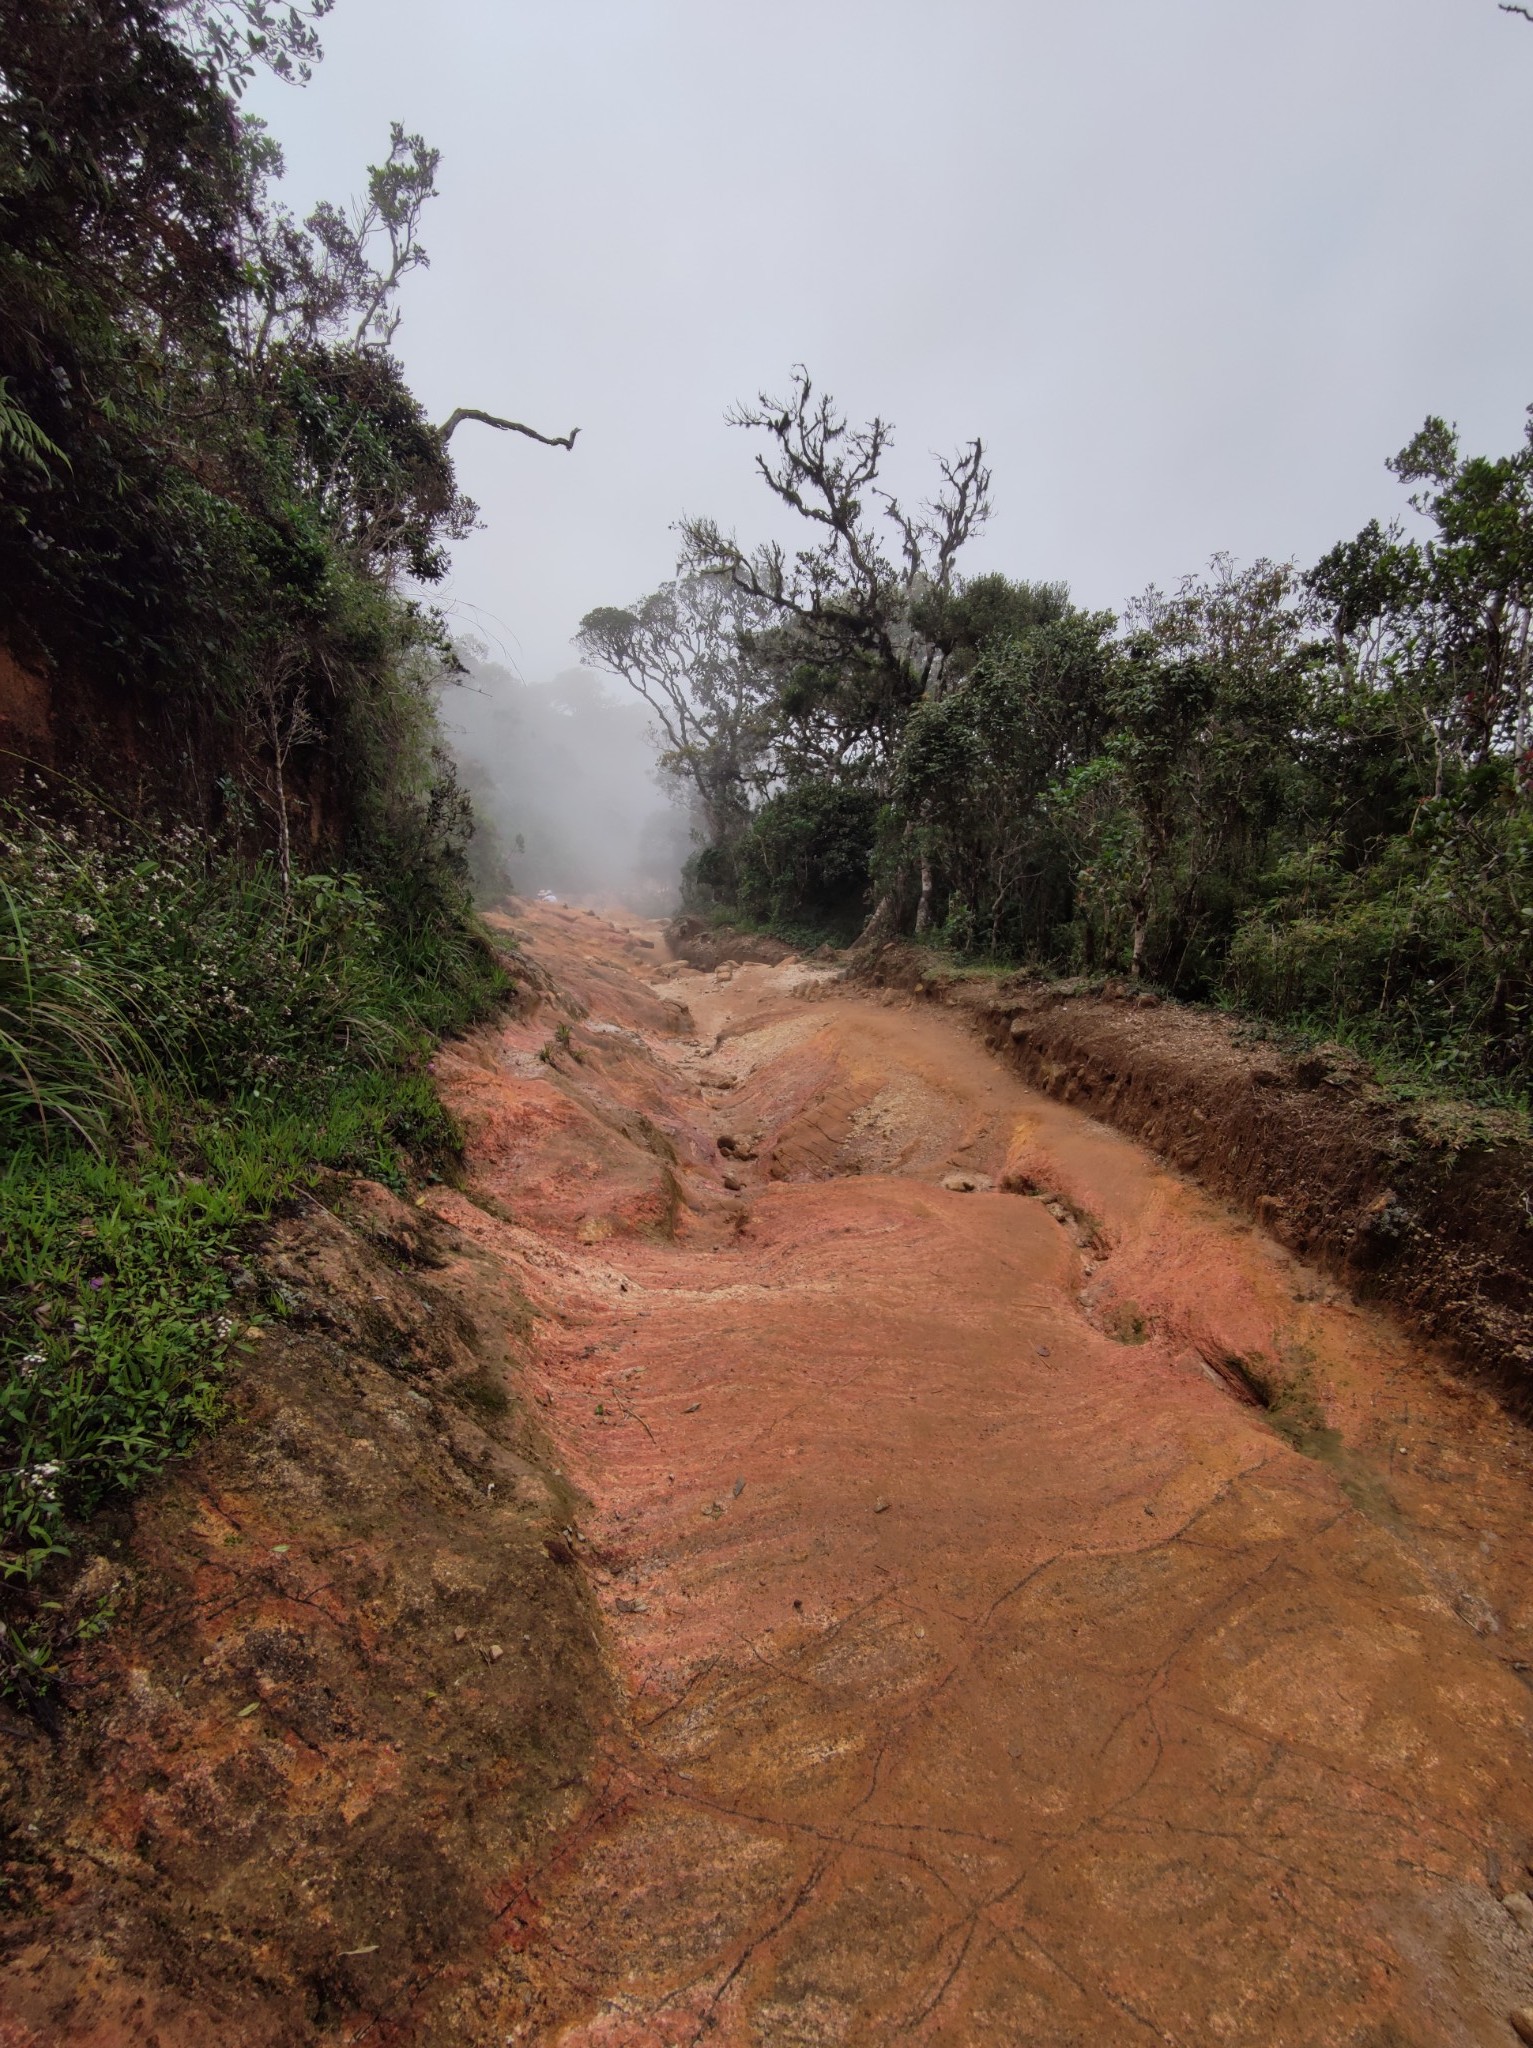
left=413, top=905, right=1533, bottom=2046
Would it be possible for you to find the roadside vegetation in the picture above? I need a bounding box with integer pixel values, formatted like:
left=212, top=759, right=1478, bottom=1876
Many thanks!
left=582, top=377, right=1533, bottom=1105
left=0, top=0, right=536, bottom=1702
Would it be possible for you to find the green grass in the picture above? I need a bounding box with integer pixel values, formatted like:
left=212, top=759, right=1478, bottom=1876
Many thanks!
left=0, top=819, right=508, bottom=1704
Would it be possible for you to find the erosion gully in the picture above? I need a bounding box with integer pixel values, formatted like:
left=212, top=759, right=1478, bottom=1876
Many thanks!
left=398, top=901, right=1533, bottom=2046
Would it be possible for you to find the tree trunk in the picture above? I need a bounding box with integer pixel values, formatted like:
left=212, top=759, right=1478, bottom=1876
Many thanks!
left=269, top=704, right=292, bottom=903
left=914, top=853, right=933, bottom=934
left=1131, top=908, right=1147, bottom=979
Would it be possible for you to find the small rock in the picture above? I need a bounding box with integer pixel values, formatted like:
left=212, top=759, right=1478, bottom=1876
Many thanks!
left=1503, top=1892, right=1533, bottom=1935
left=873, top=1498, right=890, bottom=1514
left=732, top=1477, right=745, bottom=1498
left=453, top=1626, right=467, bottom=1644
left=718, top=1133, right=759, bottom=1161
left=684, top=1401, right=701, bottom=1413
left=1511, top=2011, right=1533, bottom=2047
left=615, top=1597, right=647, bottom=1615
left=701, top=1501, right=724, bottom=1518
left=722, top=1172, right=743, bottom=1191
left=1037, top=1345, right=1051, bottom=1358
left=1009, top=1016, right=1034, bottom=1040
left=487, top=1644, right=504, bottom=1663
left=941, top=1172, right=992, bottom=1193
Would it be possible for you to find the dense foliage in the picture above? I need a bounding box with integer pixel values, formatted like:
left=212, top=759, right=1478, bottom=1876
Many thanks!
left=0, top=0, right=515, bottom=1702
left=0, top=815, right=507, bottom=1706
left=585, top=383, right=1533, bottom=1097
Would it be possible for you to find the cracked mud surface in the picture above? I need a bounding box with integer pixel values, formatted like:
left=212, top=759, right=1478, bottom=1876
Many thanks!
left=419, top=907, right=1533, bottom=2045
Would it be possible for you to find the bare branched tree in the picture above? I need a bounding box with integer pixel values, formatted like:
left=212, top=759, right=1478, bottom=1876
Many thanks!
left=244, top=644, right=316, bottom=898
left=680, top=367, right=991, bottom=781
left=577, top=578, right=777, bottom=846
left=236, top=125, right=580, bottom=453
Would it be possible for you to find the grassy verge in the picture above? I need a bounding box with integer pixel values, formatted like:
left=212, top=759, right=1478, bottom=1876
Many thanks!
left=0, top=819, right=509, bottom=1710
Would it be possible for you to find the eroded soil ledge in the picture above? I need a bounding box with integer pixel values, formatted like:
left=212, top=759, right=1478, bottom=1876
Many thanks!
left=0, top=1179, right=612, bottom=2045
left=845, top=942, right=1533, bottom=1394
left=6, top=904, right=1533, bottom=2046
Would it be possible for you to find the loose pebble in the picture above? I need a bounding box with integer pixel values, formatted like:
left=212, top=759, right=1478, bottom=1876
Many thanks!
left=1503, top=1892, right=1533, bottom=1935
left=1511, top=2011, right=1533, bottom=2046
left=732, top=1477, right=745, bottom=1498
left=874, top=1498, right=890, bottom=1514
left=684, top=1401, right=701, bottom=1413
left=487, top=1644, right=503, bottom=1663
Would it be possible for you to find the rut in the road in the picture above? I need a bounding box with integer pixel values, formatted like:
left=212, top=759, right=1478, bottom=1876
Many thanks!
left=408, top=906, right=1533, bottom=2048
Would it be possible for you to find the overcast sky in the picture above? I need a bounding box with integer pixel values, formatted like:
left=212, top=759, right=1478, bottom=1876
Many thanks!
left=252, top=0, right=1533, bottom=682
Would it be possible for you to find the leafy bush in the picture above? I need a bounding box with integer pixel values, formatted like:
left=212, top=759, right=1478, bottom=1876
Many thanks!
left=1227, top=775, right=1533, bottom=1083
left=0, top=816, right=507, bottom=1686
left=733, top=782, right=880, bottom=931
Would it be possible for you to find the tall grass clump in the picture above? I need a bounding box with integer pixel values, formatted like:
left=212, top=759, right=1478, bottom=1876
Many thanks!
left=0, top=817, right=508, bottom=1706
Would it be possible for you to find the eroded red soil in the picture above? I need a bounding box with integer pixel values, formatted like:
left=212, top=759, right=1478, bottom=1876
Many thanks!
left=6, top=903, right=1533, bottom=2047
left=415, top=906, right=1533, bottom=2045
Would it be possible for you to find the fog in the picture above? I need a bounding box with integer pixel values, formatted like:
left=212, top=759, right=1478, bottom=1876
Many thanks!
left=440, top=662, right=696, bottom=912
left=246, top=0, right=1533, bottom=905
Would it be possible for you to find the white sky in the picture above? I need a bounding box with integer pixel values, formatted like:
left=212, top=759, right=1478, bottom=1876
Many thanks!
left=253, top=0, right=1533, bottom=682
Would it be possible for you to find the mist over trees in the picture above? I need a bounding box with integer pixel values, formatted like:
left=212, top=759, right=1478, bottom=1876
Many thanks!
left=443, top=660, right=695, bottom=911
left=582, top=376, right=1533, bottom=1095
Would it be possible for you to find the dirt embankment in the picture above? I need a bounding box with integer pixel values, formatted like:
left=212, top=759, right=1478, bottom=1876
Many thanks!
left=10, top=904, right=1533, bottom=2045
left=855, top=944, right=1533, bottom=1393
left=665, top=914, right=799, bottom=972
left=0, top=1178, right=611, bottom=2046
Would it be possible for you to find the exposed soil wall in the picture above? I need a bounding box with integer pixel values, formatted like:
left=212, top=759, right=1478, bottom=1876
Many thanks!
left=855, top=946, right=1533, bottom=1394
left=0, top=631, right=344, bottom=848
left=0, top=1182, right=612, bottom=2045
left=665, top=914, right=798, bottom=972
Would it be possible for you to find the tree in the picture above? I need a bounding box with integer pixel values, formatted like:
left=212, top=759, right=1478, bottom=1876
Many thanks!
left=235, top=121, right=580, bottom=453
left=680, top=367, right=991, bottom=785
left=890, top=598, right=1117, bottom=944
left=576, top=576, right=777, bottom=847
left=1064, top=558, right=1315, bottom=981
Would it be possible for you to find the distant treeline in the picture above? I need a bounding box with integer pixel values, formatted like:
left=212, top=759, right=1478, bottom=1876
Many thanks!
left=579, top=373, right=1533, bottom=1096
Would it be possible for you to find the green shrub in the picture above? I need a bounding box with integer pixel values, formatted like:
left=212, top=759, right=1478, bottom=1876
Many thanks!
left=0, top=817, right=507, bottom=1689
left=733, top=782, right=879, bottom=931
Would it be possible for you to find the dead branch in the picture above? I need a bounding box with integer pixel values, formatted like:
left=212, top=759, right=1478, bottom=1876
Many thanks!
left=438, top=409, right=580, bottom=450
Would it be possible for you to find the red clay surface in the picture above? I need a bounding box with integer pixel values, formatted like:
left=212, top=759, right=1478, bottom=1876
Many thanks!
left=410, top=905, right=1533, bottom=2046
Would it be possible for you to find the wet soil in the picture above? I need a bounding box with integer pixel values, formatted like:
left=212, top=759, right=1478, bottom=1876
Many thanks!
left=7, top=904, right=1533, bottom=2045
left=429, top=908, right=1533, bottom=2044
left=0, top=1183, right=612, bottom=2045
left=848, top=947, right=1533, bottom=1394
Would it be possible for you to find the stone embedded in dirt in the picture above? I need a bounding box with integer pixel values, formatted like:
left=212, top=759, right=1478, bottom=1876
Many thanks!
left=1037, top=1345, right=1051, bottom=1357
left=701, top=1501, right=724, bottom=1518
left=615, top=1598, right=647, bottom=1614
left=683, top=1401, right=701, bottom=1413
left=717, top=1133, right=759, bottom=1161
left=1503, top=1892, right=1533, bottom=1934
left=732, top=1477, right=745, bottom=1498
left=453, top=1626, right=467, bottom=1644
left=486, top=1645, right=503, bottom=1663
left=722, top=1172, right=744, bottom=1191
left=1511, top=2011, right=1533, bottom=2046
left=941, top=1172, right=993, bottom=1193
left=1009, top=1016, right=1035, bottom=1040
left=873, top=1498, right=890, bottom=1513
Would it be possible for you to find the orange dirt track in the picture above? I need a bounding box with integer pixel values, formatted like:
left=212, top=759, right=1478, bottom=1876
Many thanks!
left=421, top=904, right=1533, bottom=2047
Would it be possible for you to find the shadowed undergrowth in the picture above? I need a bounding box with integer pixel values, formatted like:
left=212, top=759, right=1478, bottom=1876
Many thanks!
left=0, top=819, right=509, bottom=1708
